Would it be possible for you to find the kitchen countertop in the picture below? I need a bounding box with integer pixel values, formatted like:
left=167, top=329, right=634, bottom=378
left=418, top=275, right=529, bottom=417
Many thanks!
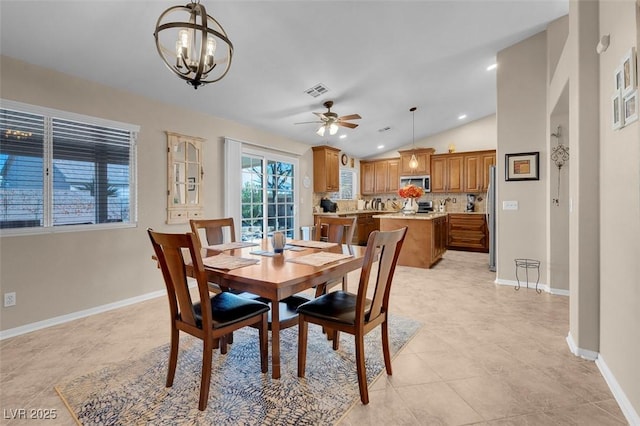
left=373, top=212, right=448, bottom=220
left=314, top=210, right=397, bottom=216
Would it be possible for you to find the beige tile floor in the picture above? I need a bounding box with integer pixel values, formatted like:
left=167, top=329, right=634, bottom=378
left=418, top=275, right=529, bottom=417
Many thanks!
left=0, top=250, right=628, bottom=425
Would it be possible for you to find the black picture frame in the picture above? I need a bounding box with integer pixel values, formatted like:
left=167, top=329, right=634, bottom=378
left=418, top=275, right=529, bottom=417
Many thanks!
left=187, top=176, right=196, bottom=191
left=505, top=152, right=540, bottom=181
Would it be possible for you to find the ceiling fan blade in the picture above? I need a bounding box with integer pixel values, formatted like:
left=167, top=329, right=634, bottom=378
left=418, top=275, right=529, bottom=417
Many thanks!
left=337, top=122, right=358, bottom=129
left=294, top=120, right=323, bottom=125
left=338, top=114, right=361, bottom=121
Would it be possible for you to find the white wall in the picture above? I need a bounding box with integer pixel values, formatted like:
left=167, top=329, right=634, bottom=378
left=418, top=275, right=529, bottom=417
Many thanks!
left=0, top=56, right=314, bottom=331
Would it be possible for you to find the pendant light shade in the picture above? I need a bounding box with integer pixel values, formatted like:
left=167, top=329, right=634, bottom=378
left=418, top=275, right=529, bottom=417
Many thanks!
left=154, top=0, right=233, bottom=89
left=409, top=107, right=418, bottom=170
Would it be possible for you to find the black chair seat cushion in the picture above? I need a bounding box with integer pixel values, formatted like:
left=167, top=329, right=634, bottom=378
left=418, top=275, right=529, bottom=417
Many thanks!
left=193, top=292, right=269, bottom=329
left=237, top=292, right=310, bottom=325
left=297, top=291, right=372, bottom=325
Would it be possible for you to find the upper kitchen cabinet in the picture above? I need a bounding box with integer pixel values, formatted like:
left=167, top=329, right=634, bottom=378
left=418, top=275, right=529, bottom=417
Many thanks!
left=166, top=131, right=205, bottom=224
left=361, top=158, right=400, bottom=195
left=464, top=150, right=496, bottom=192
left=312, top=145, right=341, bottom=192
left=399, top=148, right=435, bottom=175
left=431, top=154, right=464, bottom=193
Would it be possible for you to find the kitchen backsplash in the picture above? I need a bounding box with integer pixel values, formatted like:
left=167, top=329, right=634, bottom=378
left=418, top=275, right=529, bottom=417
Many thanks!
left=313, top=192, right=487, bottom=213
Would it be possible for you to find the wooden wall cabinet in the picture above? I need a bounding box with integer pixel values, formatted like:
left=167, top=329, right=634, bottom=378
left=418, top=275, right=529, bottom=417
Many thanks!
left=430, top=154, right=464, bottom=193
left=166, top=131, right=205, bottom=224
left=464, top=150, right=496, bottom=192
left=360, top=158, right=400, bottom=195
left=447, top=213, right=488, bottom=252
left=398, top=148, right=435, bottom=175
left=312, top=145, right=341, bottom=192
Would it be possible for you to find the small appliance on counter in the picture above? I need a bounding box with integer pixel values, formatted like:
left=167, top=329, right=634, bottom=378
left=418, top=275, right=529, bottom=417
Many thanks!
left=320, top=197, right=337, bottom=213
left=465, top=194, right=476, bottom=212
left=417, top=200, right=434, bottom=213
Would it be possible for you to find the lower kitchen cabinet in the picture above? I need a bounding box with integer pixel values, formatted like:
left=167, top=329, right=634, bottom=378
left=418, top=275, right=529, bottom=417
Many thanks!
left=355, top=213, right=379, bottom=245
left=447, top=213, right=488, bottom=252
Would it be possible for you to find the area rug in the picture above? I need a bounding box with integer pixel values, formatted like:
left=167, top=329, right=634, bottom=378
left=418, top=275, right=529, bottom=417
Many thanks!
left=55, top=315, right=422, bottom=425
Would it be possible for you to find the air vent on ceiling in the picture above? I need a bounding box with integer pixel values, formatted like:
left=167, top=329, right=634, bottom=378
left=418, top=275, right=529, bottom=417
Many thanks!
left=378, top=126, right=392, bottom=132
left=305, top=83, right=329, bottom=98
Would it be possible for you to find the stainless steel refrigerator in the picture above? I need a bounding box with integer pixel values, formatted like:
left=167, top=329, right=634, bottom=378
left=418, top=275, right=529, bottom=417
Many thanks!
left=487, top=165, right=497, bottom=271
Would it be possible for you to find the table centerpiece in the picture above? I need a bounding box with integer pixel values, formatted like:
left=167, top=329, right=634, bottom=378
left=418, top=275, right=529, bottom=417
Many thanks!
left=398, top=184, right=424, bottom=215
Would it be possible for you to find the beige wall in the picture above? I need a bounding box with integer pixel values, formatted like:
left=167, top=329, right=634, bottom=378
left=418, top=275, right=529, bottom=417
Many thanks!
left=0, top=56, right=314, bottom=331
left=598, top=0, right=640, bottom=414
left=496, top=32, right=549, bottom=285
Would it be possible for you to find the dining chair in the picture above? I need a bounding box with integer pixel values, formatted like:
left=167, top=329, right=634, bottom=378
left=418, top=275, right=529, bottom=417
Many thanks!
left=313, top=215, right=357, bottom=295
left=190, top=218, right=308, bottom=331
left=147, top=228, right=270, bottom=411
left=296, top=227, right=408, bottom=405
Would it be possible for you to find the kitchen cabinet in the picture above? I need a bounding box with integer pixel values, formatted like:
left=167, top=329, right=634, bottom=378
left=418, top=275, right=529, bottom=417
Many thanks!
left=166, top=131, right=205, bottom=224
left=360, top=158, right=400, bottom=195
left=314, top=212, right=379, bottom=245
left=399, top=148, right=435, bottom=175
left=431, top=154, right=464, bottom=193
left=378, top=214, right=447, bottom=268
left=447, top=213, right=488, bottom=252
left=312, top=145, right=341, bottom=192
left=464, top=150, right=496, bottom=192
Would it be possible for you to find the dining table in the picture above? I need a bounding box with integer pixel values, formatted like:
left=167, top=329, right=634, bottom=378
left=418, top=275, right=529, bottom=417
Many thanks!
left=190, top=238, right=367, bottom=379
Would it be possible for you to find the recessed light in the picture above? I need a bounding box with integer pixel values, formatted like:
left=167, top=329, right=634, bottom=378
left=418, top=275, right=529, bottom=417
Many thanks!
left=486, top=63, right=497, bottom=71
left=458, top=114, right=467, bottom=120
left=377, top=145, right=385, bottom=150
left=339, top=134, right=347, bottom=139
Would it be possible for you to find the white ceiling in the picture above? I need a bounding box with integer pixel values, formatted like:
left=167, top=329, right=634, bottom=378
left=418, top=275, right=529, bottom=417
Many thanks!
left=0, top=1, right=568, bottom=159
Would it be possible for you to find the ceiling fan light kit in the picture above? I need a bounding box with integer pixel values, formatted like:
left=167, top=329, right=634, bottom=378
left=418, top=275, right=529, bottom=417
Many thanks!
left=154, top=0, right=233, bottom=89
left=296, top=100, right=361, bottom=137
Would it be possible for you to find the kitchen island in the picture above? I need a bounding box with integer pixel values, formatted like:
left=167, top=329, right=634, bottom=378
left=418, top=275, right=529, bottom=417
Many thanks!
left=373, top=213, right=448, bottom=268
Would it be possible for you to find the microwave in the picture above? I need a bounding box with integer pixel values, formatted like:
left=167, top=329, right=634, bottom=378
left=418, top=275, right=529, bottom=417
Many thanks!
left=399, top=175, right=431, bottom=193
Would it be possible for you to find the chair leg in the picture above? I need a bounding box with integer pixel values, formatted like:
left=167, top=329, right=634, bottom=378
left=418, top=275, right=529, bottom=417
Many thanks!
left=198, top=338, right=214, bottom=411
left=166, top=325, right=179, bottom=387
left=341, top=275, right=348, bottom=292
left=297, top=317, right=308, bottom=378
left=227, top=331, right=234, bottom=345
left=314, top=283, right=326, bottom=298
left=381, top=319, right=392, bottom=375
left=332, top=330, right=340, bottom=350
left=354, top=333, right=369, bottom=404
left=259, top=313, right=268, bottom=373
left=220, top=334, right=228, bottom=355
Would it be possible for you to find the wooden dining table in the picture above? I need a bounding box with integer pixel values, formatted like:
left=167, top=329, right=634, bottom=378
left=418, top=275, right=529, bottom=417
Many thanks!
left=191, top=239, right=367, bottom=379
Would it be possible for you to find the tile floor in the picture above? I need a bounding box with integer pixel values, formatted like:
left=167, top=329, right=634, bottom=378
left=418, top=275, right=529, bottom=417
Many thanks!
left=0, top=251, right=628, bottom=425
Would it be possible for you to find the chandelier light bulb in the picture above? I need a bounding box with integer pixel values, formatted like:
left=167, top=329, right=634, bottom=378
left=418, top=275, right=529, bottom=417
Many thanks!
left=316, top=126, right=326, bottom=136
left=409, top=154, right=418, bottom=169
left=329, top=123, right=339, bottom=135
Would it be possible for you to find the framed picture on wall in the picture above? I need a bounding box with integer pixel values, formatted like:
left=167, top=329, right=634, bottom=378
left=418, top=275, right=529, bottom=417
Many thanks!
left=622, top=48, right=637, bottom=95
left=612, top=92, right=623, bottom=129
left=623, top=90, right=638, bottom=125
left=505, top=152, right=540, bottom=181
left=614, top=66, right=624, bottom=92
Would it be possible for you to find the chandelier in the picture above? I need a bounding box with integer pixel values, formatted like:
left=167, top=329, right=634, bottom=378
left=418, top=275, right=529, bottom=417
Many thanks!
left=154, top=0, right=234, bottom=89
left=316, top=122, right=339, bottom=137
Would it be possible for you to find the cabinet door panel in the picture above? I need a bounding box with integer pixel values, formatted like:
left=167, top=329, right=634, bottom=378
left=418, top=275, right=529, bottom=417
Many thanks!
left=361, top=162, right=375, bottom=195
left=431, top=157, right=447, bottom=193
left=447, top=156, right=464, bottom=192
left=464, top=155, right=481, bottom=192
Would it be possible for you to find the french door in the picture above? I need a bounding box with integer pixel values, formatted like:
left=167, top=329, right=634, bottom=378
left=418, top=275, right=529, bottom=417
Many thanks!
left=240, top=152, right=297, bottom=241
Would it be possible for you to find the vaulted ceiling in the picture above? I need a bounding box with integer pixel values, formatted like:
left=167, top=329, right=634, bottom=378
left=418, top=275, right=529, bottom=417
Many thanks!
left=0, top=1, right=568, bottom=158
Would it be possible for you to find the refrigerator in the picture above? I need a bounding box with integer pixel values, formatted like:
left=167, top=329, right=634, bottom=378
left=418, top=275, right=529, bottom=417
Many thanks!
left=487, top=165, right=497, bottom=271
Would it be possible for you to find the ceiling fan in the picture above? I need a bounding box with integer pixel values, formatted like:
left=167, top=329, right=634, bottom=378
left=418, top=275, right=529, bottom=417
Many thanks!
left=295, top=101, right=361, bottom=136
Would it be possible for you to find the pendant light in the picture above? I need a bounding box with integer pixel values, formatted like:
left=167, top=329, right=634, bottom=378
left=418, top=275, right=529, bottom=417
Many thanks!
left=154, top=0, right=233, bottom=89
left=408, top=107, right=419, bottom=170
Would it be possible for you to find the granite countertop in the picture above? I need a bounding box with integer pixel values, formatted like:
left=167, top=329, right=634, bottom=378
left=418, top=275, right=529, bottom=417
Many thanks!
left=373, top=212, right=449, bottom=220
left=314, top=210, right=398, bottom=216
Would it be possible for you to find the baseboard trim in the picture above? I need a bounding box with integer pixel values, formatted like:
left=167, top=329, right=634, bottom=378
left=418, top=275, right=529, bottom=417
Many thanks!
left=494, top=278, right=569, bottom=296
left=0, top=289, right=166, bottom=341
left=565, top=332, right=599, bottom=360
left=596, top=354, right=640, bottom=425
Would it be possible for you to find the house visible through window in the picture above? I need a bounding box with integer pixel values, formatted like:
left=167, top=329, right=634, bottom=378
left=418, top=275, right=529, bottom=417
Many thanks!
left=0, top=100, right=138, bottom=233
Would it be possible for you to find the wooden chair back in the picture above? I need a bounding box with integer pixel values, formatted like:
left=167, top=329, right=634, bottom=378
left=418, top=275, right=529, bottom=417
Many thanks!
left=190, top=218, right=236, bottom=247
left=314, top=216, right=357, bottom=245
left=148, top=229, right=210, bottom=329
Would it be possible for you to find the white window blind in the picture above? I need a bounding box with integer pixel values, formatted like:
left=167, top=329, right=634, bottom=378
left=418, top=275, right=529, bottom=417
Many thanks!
left=0, top=100, right=138, bottom=233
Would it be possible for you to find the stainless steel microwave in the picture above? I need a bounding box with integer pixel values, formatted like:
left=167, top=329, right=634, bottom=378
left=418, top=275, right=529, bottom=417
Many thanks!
left=399, top=175, right=431, bottom=192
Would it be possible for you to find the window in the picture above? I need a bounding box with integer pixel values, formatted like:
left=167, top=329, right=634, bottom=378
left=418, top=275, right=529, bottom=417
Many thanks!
left=337, top=169, right=356, bottom=200
left=240, top=154, right=296, bottom=241
left=0, top=100, right=138, bottom=234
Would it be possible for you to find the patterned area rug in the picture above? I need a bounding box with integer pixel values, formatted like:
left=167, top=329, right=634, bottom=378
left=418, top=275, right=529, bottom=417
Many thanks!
left=56, top=315, right=421, bottom=425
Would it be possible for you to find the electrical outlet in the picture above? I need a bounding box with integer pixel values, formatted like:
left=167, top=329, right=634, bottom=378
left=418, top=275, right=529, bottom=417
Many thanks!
left=4, top=292, right=16, bottom=307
